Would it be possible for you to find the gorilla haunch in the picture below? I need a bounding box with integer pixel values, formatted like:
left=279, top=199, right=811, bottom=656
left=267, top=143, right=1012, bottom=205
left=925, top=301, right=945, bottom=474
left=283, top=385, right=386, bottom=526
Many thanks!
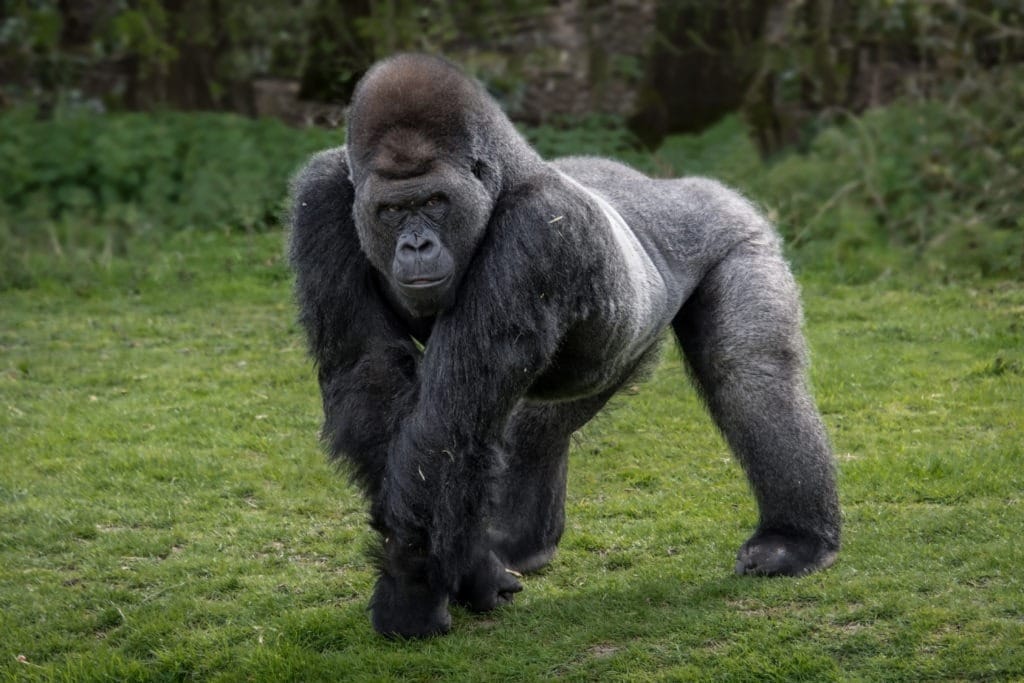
left=288, top=54, right=840, bottom=638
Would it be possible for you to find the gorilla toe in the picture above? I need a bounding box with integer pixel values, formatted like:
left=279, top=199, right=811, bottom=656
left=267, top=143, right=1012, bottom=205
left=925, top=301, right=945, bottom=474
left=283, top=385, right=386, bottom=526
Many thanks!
left=735, top=530, right=838, bottom=577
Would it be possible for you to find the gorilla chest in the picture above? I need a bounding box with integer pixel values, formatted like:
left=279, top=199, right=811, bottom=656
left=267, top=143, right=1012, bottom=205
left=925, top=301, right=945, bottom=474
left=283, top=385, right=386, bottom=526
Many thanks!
left=527, top=311, right=664, bottom=401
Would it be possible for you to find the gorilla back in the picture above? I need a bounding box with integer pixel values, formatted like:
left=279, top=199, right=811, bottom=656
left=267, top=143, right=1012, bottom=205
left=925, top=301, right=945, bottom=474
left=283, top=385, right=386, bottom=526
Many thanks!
left=288, top=54, right=840, bottom=639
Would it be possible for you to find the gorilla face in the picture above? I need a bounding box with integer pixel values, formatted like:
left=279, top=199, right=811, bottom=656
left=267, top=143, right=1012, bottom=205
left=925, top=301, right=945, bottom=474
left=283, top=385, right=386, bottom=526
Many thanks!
left=352, top=129, right=492, bottom=318
left=384, top=195, right=454, bottom=297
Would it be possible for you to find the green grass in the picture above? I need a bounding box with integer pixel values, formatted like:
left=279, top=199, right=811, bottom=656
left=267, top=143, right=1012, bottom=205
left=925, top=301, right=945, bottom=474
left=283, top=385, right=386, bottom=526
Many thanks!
left=1, top=230, right=1022, bottom=681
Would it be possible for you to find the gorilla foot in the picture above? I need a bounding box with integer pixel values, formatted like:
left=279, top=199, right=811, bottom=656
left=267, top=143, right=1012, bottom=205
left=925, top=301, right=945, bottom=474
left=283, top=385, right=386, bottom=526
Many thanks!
left=735, top=530, right=838, bottom=577
left=370, top=573, right=451, bottom=639
left=452, top=550, right=523, bottom=613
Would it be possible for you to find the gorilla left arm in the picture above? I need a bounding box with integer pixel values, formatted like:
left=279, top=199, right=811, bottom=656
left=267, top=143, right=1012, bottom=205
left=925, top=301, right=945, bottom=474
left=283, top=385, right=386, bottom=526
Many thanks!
left=379, top=186, right=575, bottom=597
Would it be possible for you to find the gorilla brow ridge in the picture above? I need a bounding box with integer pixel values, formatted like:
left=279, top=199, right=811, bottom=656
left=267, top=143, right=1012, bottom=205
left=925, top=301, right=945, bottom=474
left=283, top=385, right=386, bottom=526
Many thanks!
left=369, top=127, right=438, bottom=179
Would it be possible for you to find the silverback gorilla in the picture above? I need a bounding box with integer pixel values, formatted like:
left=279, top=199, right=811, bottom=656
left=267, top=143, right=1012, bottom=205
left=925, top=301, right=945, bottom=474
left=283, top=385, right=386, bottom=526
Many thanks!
left=287, top=54, right=840, bottom=638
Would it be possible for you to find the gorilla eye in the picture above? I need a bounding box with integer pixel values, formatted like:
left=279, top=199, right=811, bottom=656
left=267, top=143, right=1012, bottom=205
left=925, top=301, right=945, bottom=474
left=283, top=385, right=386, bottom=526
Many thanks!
left=424, top=195, right=445, bottom=208
left=380, top=204, right=402, bottom=217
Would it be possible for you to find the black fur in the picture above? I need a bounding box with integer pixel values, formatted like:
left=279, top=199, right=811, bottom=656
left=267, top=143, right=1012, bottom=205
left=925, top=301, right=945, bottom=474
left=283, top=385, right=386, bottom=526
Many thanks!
left=288, top=54, right=840, bottom=638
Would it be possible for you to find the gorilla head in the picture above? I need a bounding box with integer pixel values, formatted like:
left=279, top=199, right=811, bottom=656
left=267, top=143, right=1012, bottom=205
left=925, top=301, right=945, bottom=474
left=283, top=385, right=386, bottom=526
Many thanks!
left=345, top=55, right=525, bottom=318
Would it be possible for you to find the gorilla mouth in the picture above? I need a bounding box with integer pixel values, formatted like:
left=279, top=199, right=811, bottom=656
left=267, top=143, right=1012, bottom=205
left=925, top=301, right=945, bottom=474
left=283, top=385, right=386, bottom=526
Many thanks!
left=398, top=274, right=450, bottom=291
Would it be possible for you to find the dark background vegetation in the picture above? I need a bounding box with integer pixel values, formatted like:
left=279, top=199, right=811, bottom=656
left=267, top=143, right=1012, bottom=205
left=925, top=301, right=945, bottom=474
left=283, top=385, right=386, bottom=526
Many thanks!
left=1, top=0, right=1022, bottom=286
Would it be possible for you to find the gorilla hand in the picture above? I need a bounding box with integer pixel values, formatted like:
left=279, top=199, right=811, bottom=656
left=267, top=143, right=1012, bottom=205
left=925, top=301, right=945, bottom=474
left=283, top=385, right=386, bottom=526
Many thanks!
left=370, top=570, right=451, bottom=639
left=452, top=550, right=523, bottom=612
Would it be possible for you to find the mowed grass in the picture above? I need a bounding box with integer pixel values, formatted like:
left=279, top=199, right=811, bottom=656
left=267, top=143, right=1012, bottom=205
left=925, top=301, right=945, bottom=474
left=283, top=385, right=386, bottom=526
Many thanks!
left=1, top=231, right=1021, bottom=681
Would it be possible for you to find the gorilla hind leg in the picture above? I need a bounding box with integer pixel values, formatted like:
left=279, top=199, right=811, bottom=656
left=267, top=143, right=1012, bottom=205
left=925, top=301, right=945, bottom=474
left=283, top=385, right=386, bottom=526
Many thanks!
left=673, top=241, right=840, bottom=577
left=489, top=395, right=611, bottom=573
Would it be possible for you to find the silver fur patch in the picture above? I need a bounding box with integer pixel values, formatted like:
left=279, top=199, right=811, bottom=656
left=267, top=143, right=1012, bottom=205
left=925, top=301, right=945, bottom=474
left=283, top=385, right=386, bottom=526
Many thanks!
left=559, top=172, right=667, bottom=354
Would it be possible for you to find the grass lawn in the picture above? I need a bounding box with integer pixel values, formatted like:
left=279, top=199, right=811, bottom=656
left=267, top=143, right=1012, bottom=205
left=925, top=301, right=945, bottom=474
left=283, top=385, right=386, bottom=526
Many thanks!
left=1, top=230, right=1021, bottom=681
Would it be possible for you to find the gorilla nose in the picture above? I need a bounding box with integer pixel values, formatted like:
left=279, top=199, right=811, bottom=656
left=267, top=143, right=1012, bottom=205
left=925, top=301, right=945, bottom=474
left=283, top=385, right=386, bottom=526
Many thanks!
left=397, top=232, right=440, bottom=263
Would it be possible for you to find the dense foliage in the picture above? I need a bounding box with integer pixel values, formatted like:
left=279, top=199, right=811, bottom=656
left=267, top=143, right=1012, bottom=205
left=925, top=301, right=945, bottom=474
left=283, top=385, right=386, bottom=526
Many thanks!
left=1, top=65, right=1021, bottom=290
left=0, top=110, right=337, bottom=289
left=648, top=0, right=1024, bottom=153
left=0, top=0, right=547, bottom=112
left=677, top=68, right=1024, bottom=280
left=3, top=1, right=1021, bottom=136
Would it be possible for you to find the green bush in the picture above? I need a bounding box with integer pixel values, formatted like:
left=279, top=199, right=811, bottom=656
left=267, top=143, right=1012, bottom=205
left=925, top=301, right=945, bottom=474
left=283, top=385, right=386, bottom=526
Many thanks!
left=2, top=68, right=1022, bottom=291
left=523, top=114, right=643, bottom=163
left=657, top=69, right=1024, bottom=281
left=0, top=109, right=343, bottom=234
left=0, top=109, right=339, bottom=289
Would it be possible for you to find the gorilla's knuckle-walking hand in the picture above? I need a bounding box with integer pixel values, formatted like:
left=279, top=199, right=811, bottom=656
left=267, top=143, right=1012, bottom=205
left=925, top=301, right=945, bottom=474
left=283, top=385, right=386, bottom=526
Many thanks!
left=452, top=551, right=524, bottom=613
left=369, top=572, right=452, bottom=639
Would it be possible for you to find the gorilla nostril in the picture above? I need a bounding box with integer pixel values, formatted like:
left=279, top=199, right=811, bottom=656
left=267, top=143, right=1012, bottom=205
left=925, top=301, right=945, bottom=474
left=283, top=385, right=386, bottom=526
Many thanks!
left=401, top=234, right=438, bottom=258
left=418, top=239, right=439, bottom=257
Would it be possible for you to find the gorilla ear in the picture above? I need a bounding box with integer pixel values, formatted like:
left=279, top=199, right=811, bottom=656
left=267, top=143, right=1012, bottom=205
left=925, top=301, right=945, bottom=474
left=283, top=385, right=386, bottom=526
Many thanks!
left=471, top=159, right=486, bottom=181
left=344, top=148, right=354, bottom=181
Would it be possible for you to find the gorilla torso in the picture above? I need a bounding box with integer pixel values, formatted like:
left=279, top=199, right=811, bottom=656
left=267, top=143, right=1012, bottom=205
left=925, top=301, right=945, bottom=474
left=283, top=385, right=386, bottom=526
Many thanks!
left=487, top=156, right=773, bottom=403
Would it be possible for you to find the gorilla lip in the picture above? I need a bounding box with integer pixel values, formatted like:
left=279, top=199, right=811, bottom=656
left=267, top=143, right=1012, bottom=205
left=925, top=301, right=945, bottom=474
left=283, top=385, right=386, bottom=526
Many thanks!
left=399, top=274, right=450, bottom=290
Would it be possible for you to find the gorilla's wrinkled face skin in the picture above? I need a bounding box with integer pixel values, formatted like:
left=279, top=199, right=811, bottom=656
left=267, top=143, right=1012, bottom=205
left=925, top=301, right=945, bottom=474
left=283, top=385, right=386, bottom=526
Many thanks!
left=351, top=127, right=491, bottom=318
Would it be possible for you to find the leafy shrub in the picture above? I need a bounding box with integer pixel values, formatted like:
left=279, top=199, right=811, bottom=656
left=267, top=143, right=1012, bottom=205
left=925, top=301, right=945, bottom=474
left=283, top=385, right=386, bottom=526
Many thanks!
left=523, top=115, right=643, bottom=162
left=0, top=112, right=330, bottom=231
left=657, top=68, right=1024, bottom=281
left=0, top=109, right=339, bottom=289
left=2, top=66, right=1022, bottom=291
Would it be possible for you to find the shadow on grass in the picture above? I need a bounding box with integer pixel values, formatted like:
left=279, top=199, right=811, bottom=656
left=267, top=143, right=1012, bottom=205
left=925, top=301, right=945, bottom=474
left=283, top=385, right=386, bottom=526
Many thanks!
left=283, top=572, right=760, bottom=648
left=260, top=571, right=840, bottom=678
